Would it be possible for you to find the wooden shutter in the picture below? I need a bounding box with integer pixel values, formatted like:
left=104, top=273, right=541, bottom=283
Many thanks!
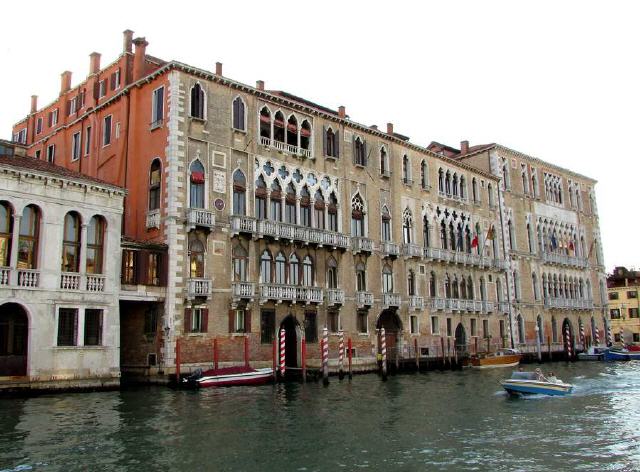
left=65, top=100, right=71, bottom=116
left=245, top=310, right=251, bottom=333
left=184, top=308, right=192, bottom=333
left=136, top=250, right=148, bottom=285
left=93, top=81, right=100, bottom=100
left=159, top=251, right=168, bottom=286
left=110, top=73, right=116, bottom=90
left=228, top=309, right=235, bottom=333
left=335, top=130, right=340, bottom=158
left=322, top=126, right=327, bottom=156
left=202, top=308, right=209, bottom=333
left=363, top=140, right=368, bottom=166
left=352, top=138, right=357, bottom=165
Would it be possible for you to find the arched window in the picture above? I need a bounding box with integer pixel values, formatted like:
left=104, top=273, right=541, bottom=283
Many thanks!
left=551, top=316, right=558, bottom=343
left=464, top=227, right=471, bottom=254
left=517, top=314, right=525, bottom=344
left=407, top=269, right=416, bottom=296
left=354, top=137, right=366, bottom=166
left=452, top=275, right=459, bottom=299
left=314, top=190, right=325, bottom=229
left=189, top=160, right=205, bottom=208
left=351, top=193, right=365, bottom=237
left=274, top=111, right=285, bottom=142
left=300, top=186, right=311, bottom=227
left=326, top=127, right=336, bottom=157
left=275, top=252, right=286, bottom=284
left=502, top=159, right=511, bottom=189
left=421, top=161, right=428, bottom=189
left=232, top=96, right=245, bottom=130
left=190, top=83, right=205, bottom=119
left=255, top=175, right=267, bottom=220
left=285, top=183, right=297, bottom=224
left=449, top=222, right=456, bottom=251
left=488, top=183, right=495, bottom=207
left=460, top=276, right=467, bottom=299
left=260, top=250, right=272, bottom=283
left=438, top=169, right=444, bottom=193
left=149, top=159, right=161, bottom=211
left=381, top=206, right=391, bottom=242
left=402, top=155, right=410, bottom=184
left=61, top=212, right=81, bottom=273
left=526, top=223, right=533, bottom=253
left=452, top=173, right=459, bottom=197
left=380, top=147, right=387, bottom=175
left=327, top=257, right=338, bottom=289
left=445, top=171, right=451, bottom=195
left=508, top=219, right=515, bottom=251
left=356, top=262, right=366, bottom=291
left=232, top=169, right=246, bottom=215
left=270, top=180, right=282, bottom=222
left=423, top=216, right=430, bottom=248
left=328, top=193, right=338, bottom=232
left=480, top=277, right=487, bottom=301
left=467, top=276, right=474, bottom=299
left=440, top=220, right=447, bottom=250
left=86, top=216, right=105, bottom=274
left=300, top=120, right=311, bottom=150
left=302, top=255, right=314, bottom=286
left=0, top=202, right=12, bottom=266
left=536, top=315, right=544, bottom=343
left=189, top=238, right=205, bottom=278
left=472, top=178, right=478, bottom=202
left=402, top=208, right=412, bottom=244
left=232, top=245, right=248, bottom=281
left=496, top=277, right=503, bottom=302
left=287, top=115, right=298, bottom=146
left=259, top=107, right=271, bottom=139
left=532, top=272, right=539, bottom=301
left=429, top=271, right=437, bottom=297
left=18, top=205, right=39, bottom=269
left=382, top=264, right=393, bottom=293
left=513, top=270, right=521, bottom=300
left=459, top=175, right=466, bottom=199
left=444, top=274, right=451, bottom=298
left=289, top=253, right=300, bottom=285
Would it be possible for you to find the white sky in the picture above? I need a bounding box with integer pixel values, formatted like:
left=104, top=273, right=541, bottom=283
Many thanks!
left=1, top=0, right=636, bottom=273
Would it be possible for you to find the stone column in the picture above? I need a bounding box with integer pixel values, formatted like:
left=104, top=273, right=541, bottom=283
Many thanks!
left=8, top=214, right=21, bottom=285
left=79, top=223, right=89, bottom=289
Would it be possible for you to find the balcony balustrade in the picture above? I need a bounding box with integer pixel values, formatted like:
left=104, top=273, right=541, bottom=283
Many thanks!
left=382, top=292, right=401, bottom=308
left=0, top=267, right=9, bottom=286
left=187, top=277, right=213, bottom=299
left=186, top=208, right=215, bottom=230
left=326, top=288, right=345, bottom=306
left=381, top=241, right=400, bottom=258
left=543, top=297, right=594, bottom=310
left=498, top=301, right=510, bottom=314
left=402, top=243, right=422, bottom=258
left=259, top=136, right=313, bottom=159
left=352, top=236, right=374, bottom=254
left=356, top=291, right=374, bottom=307
left=146, top=209, right=161, bottom=230
left=429, top=297, right=446, bottom=310
left=60, top=272, right=81, bottom=290
left=482, top=301, right=495, bottom=314
left=409, top=295, right=425, bottom=310
left=86, top=275, right=106, bottom=292
left=258, top=283, right=323, bottom=304
left=541, top=252, right=588, bottom=268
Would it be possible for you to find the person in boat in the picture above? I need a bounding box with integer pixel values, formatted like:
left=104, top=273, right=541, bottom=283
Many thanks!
left=547, top=372, right=559, bottom=384
left=534, top=368, right=547, bottom=382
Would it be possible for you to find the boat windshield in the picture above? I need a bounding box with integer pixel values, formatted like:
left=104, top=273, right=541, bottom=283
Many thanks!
left=510, top=372, right=537, bottom=380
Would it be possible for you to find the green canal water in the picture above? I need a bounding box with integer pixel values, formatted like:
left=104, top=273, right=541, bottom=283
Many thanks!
left=1, top=362, right=639, bottom=471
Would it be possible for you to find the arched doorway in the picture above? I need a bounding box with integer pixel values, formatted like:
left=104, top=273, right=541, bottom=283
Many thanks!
left=454, top=323, right=466, bottom=354
left=280, top=315, right=299, bottom=368
left=562, top=318, right=573, bottom=353
left=0, top=303, right=28, bottom=376
left=377, top=310, right=402, bottom=361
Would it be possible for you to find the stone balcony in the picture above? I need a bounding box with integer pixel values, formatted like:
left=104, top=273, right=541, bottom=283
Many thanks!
left=544, top=297, right=594, bottom=310
left=258, top=283, right=323, bottom=304
left=259, top=136, right=313, bottom=159
left=186, top=208, right=215, bottom=231
left=382, top=292, right=401, bottom=308
left=380, top=241, right=400, bottom=258
left=401, top=243, right=422, bottom=258
left=229, top=215, right=349, bottom=249
left=146, top=209, right=160, bottom=230
left=231, top=281, right=255, bottom=307
left=0, top=268, right=40, bottom=289
left=187, top=277, right=213, bottom=300
left=326, top=288, right=345, bottom=306
left=498, top=301, right=510, bottom=314
left=422, top=246, right=508, bottom=271
left=356, top=291, right=374, bottom=307
left=541, top=252, right=589, bottom=269
left=351, top=236, right=374, bottom=254
left=408, top=295, right=424, bottom=310
left=429, top=297, right=486, bottom=313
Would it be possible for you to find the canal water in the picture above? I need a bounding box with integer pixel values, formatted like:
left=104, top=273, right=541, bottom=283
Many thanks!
left=1, top=362, right=639, bottom=472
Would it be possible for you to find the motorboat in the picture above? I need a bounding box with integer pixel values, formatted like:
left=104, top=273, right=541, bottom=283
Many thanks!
left=469, top=348, right=521, bottom=369
left=182, top=366, right=273, bottom=388
left=577, top=346, right=609, bottom=361
left=604, top=347, right=640, bottom=361
left=501, top=371, right=573, bottom=396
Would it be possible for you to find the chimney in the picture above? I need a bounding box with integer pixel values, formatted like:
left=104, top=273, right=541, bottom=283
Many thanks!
left=338, top=106, right=346, bottom=119
left=215, top=62, right=223, bottom=76
left=460, top=140, right=469, bottom=154
left=60, top=71, right=72, bottom=95
left=89, top=52, right=101, bottom=75
left=386, top=122, right=394, bottom=135
left=256, top=80, right=264, bottom=91
left=123, top=29, right=134, bottom=53
left=30, top=95, right=38, bottom=114
left=132, top=37, right=148, bottom=81
left=370, top=125, right=378, bottom=130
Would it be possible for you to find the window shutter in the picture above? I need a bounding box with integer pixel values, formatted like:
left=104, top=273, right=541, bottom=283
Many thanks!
left=159, top=252, right=168, bottom=286
left=110, top=73, right=116, bottom=90
left=322, top=126, right=327, bottom=156
left=65, top=100, right=71, bottom=116
left=228, top=310, right=235, bottom=333
left=245, top=310, right=251, bottom=333
left=363, top=140, right=368, bottom=166
left=352, top=138, right=357, bottom=165
left=93, top=81, right=100, bottom=100
left=136, top=250, right=148, bottom=285
left=184, top=308, right=192, bottom=333
left=335, top=130, right=340, bottom=158
left=202, top=308, right=209, bottom=333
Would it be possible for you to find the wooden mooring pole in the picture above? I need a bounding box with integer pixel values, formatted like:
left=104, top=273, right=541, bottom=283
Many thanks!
left=213, top=338, right=219, bottom=370
left=381, top=327, right=388, bottom=381
left=338, top=331, right=345, bottom=380
left=322, top=327, right=329, bottom=386
left=440, top=337, right=446, bottom=369
left=175, top=337, right=181, bottom=384
left=414, top=338, right=420, bottom=371
left=348, top=337, right=353, bottom=379
left=272, top=339, right=277, bottom=382
left=301, top=338, right=307, bottom=383
left=244, top=335, right=249, bottom=367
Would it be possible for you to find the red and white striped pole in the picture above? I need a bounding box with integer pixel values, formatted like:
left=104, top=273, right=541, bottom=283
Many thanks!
left=279, top=328, right=286, bottom=379
left=606, top=323, right=613, bottom=347
left=381, top=327, right=388, bottom=381
left=565, top=325, right=573, bottom=360
left=619, top=327, right=625, bottom=347
left=594, top=323, right=600, bottom=346
left=322, top=327, right=329, bottom=386
left=338, top=331, right=345, bottom=380
left=579, top=320, right=585, bottom=350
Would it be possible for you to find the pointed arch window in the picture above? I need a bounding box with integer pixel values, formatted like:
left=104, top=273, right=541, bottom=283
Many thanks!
left=18, top=205, right=40, bottom=269
left=440, top=221, right=447, bottom=250
left=149, top=159, right=161, bottom=211
left=356, top=262, right=366, bottom=291
left=488, top=183, right=495, bottom=207
left=402, top=208, right=413, bottom=244
left=445, top=171, right=452, bottom=195
left=402, top=155, right=410, bottom=184
left=353, top=137, right=366, bottom=166
left=327, top=257, right=338, bottom=289
left=86, top=216, right=105, bottom=274
left=438, top=169, right=445, bottom=193
left=189, top=160, right=205, bottom=208
left=382, top=264, right=393, bottom=293
left=380, top=147, right=388, bottom=175
left=467, top=276, right=474, bottom=300
left=61, top=212, right=81, bottom=273
left=274, top=111, right=285, bottom=143
left=429, top=271, right=437, bottom=297
left=0, top=202, right=12, bottom=266
left=381, top=206, right=391, bottom=242
left=408, top=269, right=416, bottom=296
left=260, top=250, right=272, bottom=283
left=255, top=175, right=267, bottom=220
left=351, top=193, right=365, bottom=237
left=285, top=183, right=297, bottom=224
left=517, top=314, right=525, bottom=344
left=275, top=252, right=286, bottom=284
left=300, top=120, right=311, bottom=150
left=232, top=96, right=246, bottom=130
left=444, top=274, right=451, bottom=298
left=325, top=127, right=338, bottom=157
left=302, top=256, right=314, bottom=286
left=289, top=253, right=300, bottom=285
left=190, top=83, right=205, bottom=119
left=328, top=193, right=338, bottom=232
left=314, top=190, right=325, bottom=229
left=260, top=107, right=271, bottom=139
left=287, top=115, right=298, bottom=146
left=189, top=238, right=205, bottom=278
left=423, top=216, right=430, bottom=248
left=532, top=272, right=539, bottom=300
left=270, top=180, right=282, bottom=222
left=421, top=161, right=428, bottom=189
left=232, top=245, right=248, bottom=281
left=452, top=276, right=460, bottom=299
left=300, top=186, right=311, bottom=227
left=232, top=170, right=246, bottom=215
left=472, top=178, right=478, bottom=203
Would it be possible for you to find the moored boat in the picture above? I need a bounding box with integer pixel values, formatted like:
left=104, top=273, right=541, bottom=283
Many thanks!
left=183, top=366, right=273, bottom=388
left=470, top=348, right=521, bottom=369
left=501, top=371, right=573, bottom=396
left=577, top=346, right=609, bottom=361
left=604, top=347, right=640, bottom=361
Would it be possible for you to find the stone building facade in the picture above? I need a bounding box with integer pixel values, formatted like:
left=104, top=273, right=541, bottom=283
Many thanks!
left=607, top=267, right=640, bottom=345
left=0, top=143, right=125, bottom=390
left=9, top=31, right=607, bottom=379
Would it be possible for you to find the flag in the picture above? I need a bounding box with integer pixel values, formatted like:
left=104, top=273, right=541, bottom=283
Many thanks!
left=486, top=225, right=495, bottom=241
left=471, top=234, right=479, bottom=248
left=568, top=240, right=575, bottom=251
left=550, top=234, right=558, bottom=250
left=190, top=172, right=205, bottom=184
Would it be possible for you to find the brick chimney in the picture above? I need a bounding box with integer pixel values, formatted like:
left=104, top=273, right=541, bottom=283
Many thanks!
left=123, top=29, right=134, bottom=53
left=89, top=52, right=101, bottom=75
left=60, top=71, right=72, bottom=95
left=132, top=37, right=148, bottom=81
left=30, top=95, right=38, bottom=114
left=256, top=80, right=264, bottom=91
left=460, top=140, right=469, bottom=154
left=215, top=62, right=223, bottom=76
left=386, top=122, right=394, bottom=135
left=338, top=106, right=346, bottom=119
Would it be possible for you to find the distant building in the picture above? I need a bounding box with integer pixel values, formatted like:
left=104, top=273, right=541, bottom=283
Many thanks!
left=0, top=140, right=125, bottom=391
left=607, top=267, right=640, bottom=344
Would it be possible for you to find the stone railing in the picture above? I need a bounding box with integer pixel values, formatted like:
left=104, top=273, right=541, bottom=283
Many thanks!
left=146, top=209, right=161, bottom=230
left=381, top=241, right=400, bottom=258
left=382, top=292, right=401, bottom=308
left=258, top=283, right=323, bottom=304
left=429, top=297, right=446, bottom=310
left=402, top=243, right=422, bottom=258
left=17, top=269, right=40, bottom=288
left=409, top=295, right=424, bottom=310
left=86, top=275, right=106, bottom=292
left=186, top=208, right=215, bottom=230
left=230, top=214, right=257, bottom=233
left=541, top=252, right=588, bottom=268
left=0, top=267, right=9, bottom=286
left=232, top=281, right=255, bottom=299
left=351, top=237, right=374, bottom=254
left=498, top=301, right=510, bottom=314
left=482, top=301, right=495, bottom=314
left=326, top=288, right=345, bottom=306
left=60, top=272, right=81, bottom=290
left=187, top=278, right=213, bottom=299
left=356, top=291, right=374, bottom=307
left=259, top=136, right=313, bottom=159
left=543, top=297, right=594, bottom=310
